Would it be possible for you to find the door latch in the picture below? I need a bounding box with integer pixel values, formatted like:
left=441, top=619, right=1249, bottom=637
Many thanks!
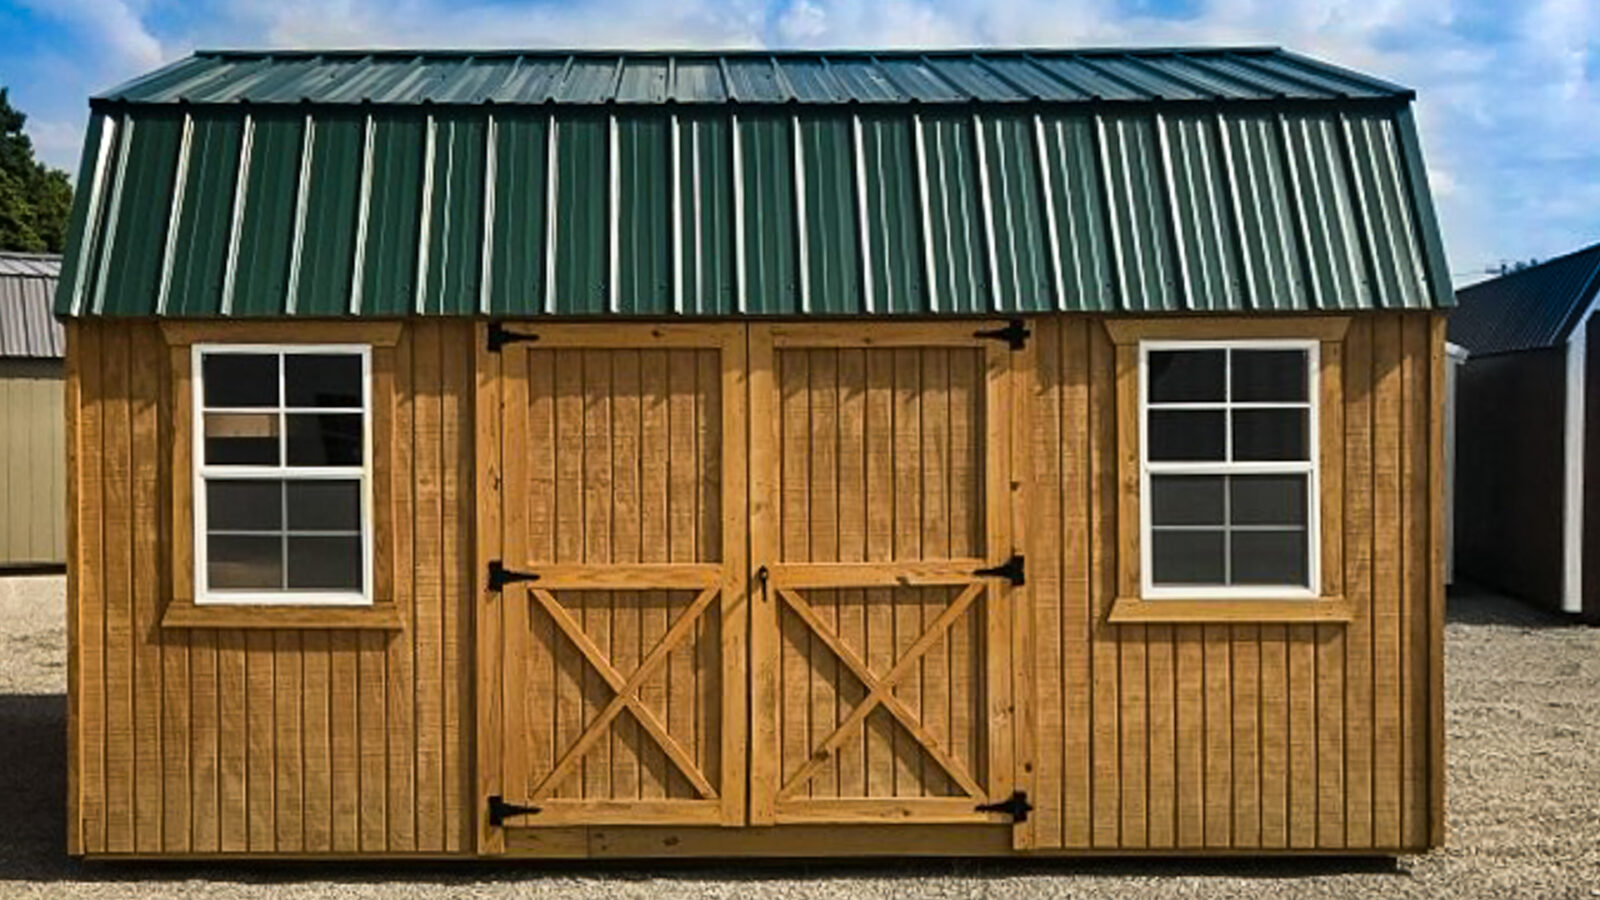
left=486, top=560, right=540, bottom=592
left=487, top=795, right=541, bottom=826
left=973, top=553, right=1026, bottom=587
left=975, top=790, right=1033, bottom=823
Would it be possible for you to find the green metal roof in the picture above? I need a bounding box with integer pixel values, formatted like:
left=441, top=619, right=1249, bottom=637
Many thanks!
left=58, top=47, right=1453, bottom=318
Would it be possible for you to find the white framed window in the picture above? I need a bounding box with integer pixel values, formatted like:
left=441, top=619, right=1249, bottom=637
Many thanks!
left=192, top=344, right=373, bottom=606
left=1139, top=340, right=1319, bottom=599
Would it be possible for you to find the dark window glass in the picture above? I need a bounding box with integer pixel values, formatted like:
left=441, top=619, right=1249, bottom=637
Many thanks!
left=1148, top=410, right=1226, bottom=462
left=207, top=480, right=283, bottom=531
left=1151, top=530, right=1225, bottom=585
left=287, top=480, right=362, bottom=531
left=202, top=353, right=278, bottom=407
left=285, top=354, right=362, bottom=408
left=287, top=536, right=362, bottom=590
left=1231, top=475, right=1308, bottom=527
left=1231, top=349, right=1308, bottom=402
left=1231, top=531, right=1308, bottom=585
left=1232, top=409, right=1308, bottom=461
left=1148, top=350, right=1225, bottom=403
left=286, top=413, right=363, bottom=467
left=208, top=535, right=283, bottom=589
left=204, top=413, right=280, bottom=466
left=1150, top=475, right=1225, bottom=526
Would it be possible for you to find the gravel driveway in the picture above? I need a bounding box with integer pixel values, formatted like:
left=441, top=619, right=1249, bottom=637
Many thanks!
left=0, top=576, right=1594, bottom=898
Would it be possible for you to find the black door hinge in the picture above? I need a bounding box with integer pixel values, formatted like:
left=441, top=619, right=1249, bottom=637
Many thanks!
left=487, top=321, right=539, bottom=352
left=973, top=319, right=1030, bottom=350
left=487, top=795, right=541, bottom=826
left=487, top=560, right=540, bottom=592
left=975, top=790, right=1033, bottom=823
left=973, top=553, right=1026, bottom=587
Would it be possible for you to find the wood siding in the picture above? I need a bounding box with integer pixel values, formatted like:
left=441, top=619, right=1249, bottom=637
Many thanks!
left=1025, top=313, right=1445, bottom=853
left=0, top=358, right=65, bottom=566
left=67, top=319, right=475, bottom=857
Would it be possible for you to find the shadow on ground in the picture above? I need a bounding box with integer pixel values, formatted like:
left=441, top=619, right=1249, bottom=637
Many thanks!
left=1446, top=583, right=1582, bottom=627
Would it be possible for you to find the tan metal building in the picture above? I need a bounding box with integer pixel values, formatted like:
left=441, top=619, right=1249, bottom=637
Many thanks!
left=0, top=252, right=65, bottom=568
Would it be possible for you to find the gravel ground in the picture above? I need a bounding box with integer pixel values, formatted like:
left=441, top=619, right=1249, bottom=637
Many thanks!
left=0, top=576, right=1594, bottom=898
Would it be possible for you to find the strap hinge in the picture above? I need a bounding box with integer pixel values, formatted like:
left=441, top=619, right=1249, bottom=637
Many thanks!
left=973, top=319, right=1030, bottom=350
left=487, top=795, right=541, bottom=826
left=973, top=553, right=1026, bottom=587
left=487, top=321, right=539, bottom=352
left=486, top=560, right=540, bottom=592
left=975, top=790, right=1033, bottom=823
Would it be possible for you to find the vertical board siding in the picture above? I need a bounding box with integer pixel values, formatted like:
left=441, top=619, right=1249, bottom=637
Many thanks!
left=68, top=320, right=474, bottom=856
left=1025, top=313, right=1442, bottom=852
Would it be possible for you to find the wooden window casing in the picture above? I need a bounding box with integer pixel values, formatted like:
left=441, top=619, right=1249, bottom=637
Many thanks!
left=1103, top=318, right=1356, bottom=624
left=158, top=321, right=405, bottom=629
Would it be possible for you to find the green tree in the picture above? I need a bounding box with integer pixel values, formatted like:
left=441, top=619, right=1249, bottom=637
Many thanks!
left=0, top=88, right=74, bottom=253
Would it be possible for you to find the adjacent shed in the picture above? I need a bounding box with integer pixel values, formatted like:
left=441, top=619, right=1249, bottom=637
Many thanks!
left=0, top=252, right=65, bottom=568
left=58, top=47, right=1452, bottom=860
left=1450, top=242, right=1600, bottom=620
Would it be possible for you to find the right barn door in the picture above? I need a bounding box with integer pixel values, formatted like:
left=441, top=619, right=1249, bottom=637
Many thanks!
left=749, top=323, right=1026, bottom=829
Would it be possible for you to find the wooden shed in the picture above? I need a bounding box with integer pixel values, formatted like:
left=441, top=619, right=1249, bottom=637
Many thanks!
left=0, top=252, right=66, bottom=568
left=57, top=47, right=1453, bottom=861
left=1450, top=243, right=1600, bottom=620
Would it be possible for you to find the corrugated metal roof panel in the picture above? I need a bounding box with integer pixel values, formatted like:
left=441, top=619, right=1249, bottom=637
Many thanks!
left=0, top=254, right=64, bottom=357
left=57, top=99, right=1453, bottom=318
left=97, top=48, right=1416, bottom=107
left=1449, top=243, right=1600, bottom=355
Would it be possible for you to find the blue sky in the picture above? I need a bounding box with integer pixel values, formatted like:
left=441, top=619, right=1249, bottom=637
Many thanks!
left=1, top=0, right=1595, bottom=284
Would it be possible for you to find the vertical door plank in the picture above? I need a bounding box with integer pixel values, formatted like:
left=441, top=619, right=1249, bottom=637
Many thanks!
left=716, top=329, right=748, bottom=824
left=388, top=331, right=417, bottom=852
left=499, top=344, right=533, bottom=813
left=810, top=350, right=841, bottom=798
left=581, top=349, right=614, bottom=803
left=700, top=348, right=723, bottom=798
left=1060, top=319, right=1092, bottom=849
left=777, top=349, right=810, bottom=796
left=1371, top=315, right=1403, bottom=848
left=747, top=327, right=780, bottom=823
left=891, top=348, right=923, bottom=797
left=863, top=349, right=895, bottom=799
left=918, top=349, right=949, bottom=798
left=664, top=350, right=696, bottom=797
left=412, top=321, right=443, bottom=846
left=472, top=324, right=502, bottom=854
left=1343, top=317, right=1375, bottom=848
left=983, top=340, right=1014, bottom=808
left=1087, top=325, right=1119, bottom=848
left=948, top=347, right=979, bottom=792
left=611, top=350, right=643, bottom=803
left=1031, top=320, right=1066, bottom=847
left=638, top=349, right=670, bottom=800
left=836, top=347, right=868, bottom=799
left=552, top=348, right=584, bottom=800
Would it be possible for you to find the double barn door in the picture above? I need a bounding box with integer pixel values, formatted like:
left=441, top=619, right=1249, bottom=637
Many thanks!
left=480, top=322, right=1026, bottom=841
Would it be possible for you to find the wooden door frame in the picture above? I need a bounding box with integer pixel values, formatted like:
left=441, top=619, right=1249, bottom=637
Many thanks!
left=747, top=321, right=1030, bottom=835
left=475, top=323, right=748, bottom=853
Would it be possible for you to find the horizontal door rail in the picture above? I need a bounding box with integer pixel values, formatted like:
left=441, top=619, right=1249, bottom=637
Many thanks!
left=510, top=563, right=724, bottom=590
left=767, top=559, right=988, bottom=589
left=506, top=799, right=726, bottom=827
left=768, top=322, right=1011, bottom=349
left=773, top=797, right=1010, bottom=825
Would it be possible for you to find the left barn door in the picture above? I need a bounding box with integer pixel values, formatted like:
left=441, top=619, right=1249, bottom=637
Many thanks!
left=480, top=324, right=747, bottom=834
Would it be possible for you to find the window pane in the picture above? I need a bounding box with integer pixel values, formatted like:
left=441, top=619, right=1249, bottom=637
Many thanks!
left=285, top=354, right=362, bottom=408
left=1231, top=474, right=1308, bottom=527
left=207, top=479, right=283, bottom=531
left=1232, top=349, right=1307, bottom=402
left=287, top=480, right=361, bottom=531
left=1232, top=408, right=1308, bottom=461
left=204, top=413, right=280, bottom=466
left=1150, top=475, right=1225, bottom=526
left=1148, top=350, right=1225, bottom=403
left=287, top=536, right=362, bottom=590
left=208, top=535, right=283, bottom=589
left=1148, top=410, right=1225, bottom=462
left=1231, top=530, right=1308, bottom=585
left=286, top=413, right=363, bottom=466
left=202, top=353, right=278, bottom=407
left=1151, top=529, right=1225, bottom=585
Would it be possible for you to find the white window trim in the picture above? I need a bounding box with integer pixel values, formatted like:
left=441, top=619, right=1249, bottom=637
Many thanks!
left=1139, top=339, right=1321, bottom=600
left=192, top=343, right=375, bottom=607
